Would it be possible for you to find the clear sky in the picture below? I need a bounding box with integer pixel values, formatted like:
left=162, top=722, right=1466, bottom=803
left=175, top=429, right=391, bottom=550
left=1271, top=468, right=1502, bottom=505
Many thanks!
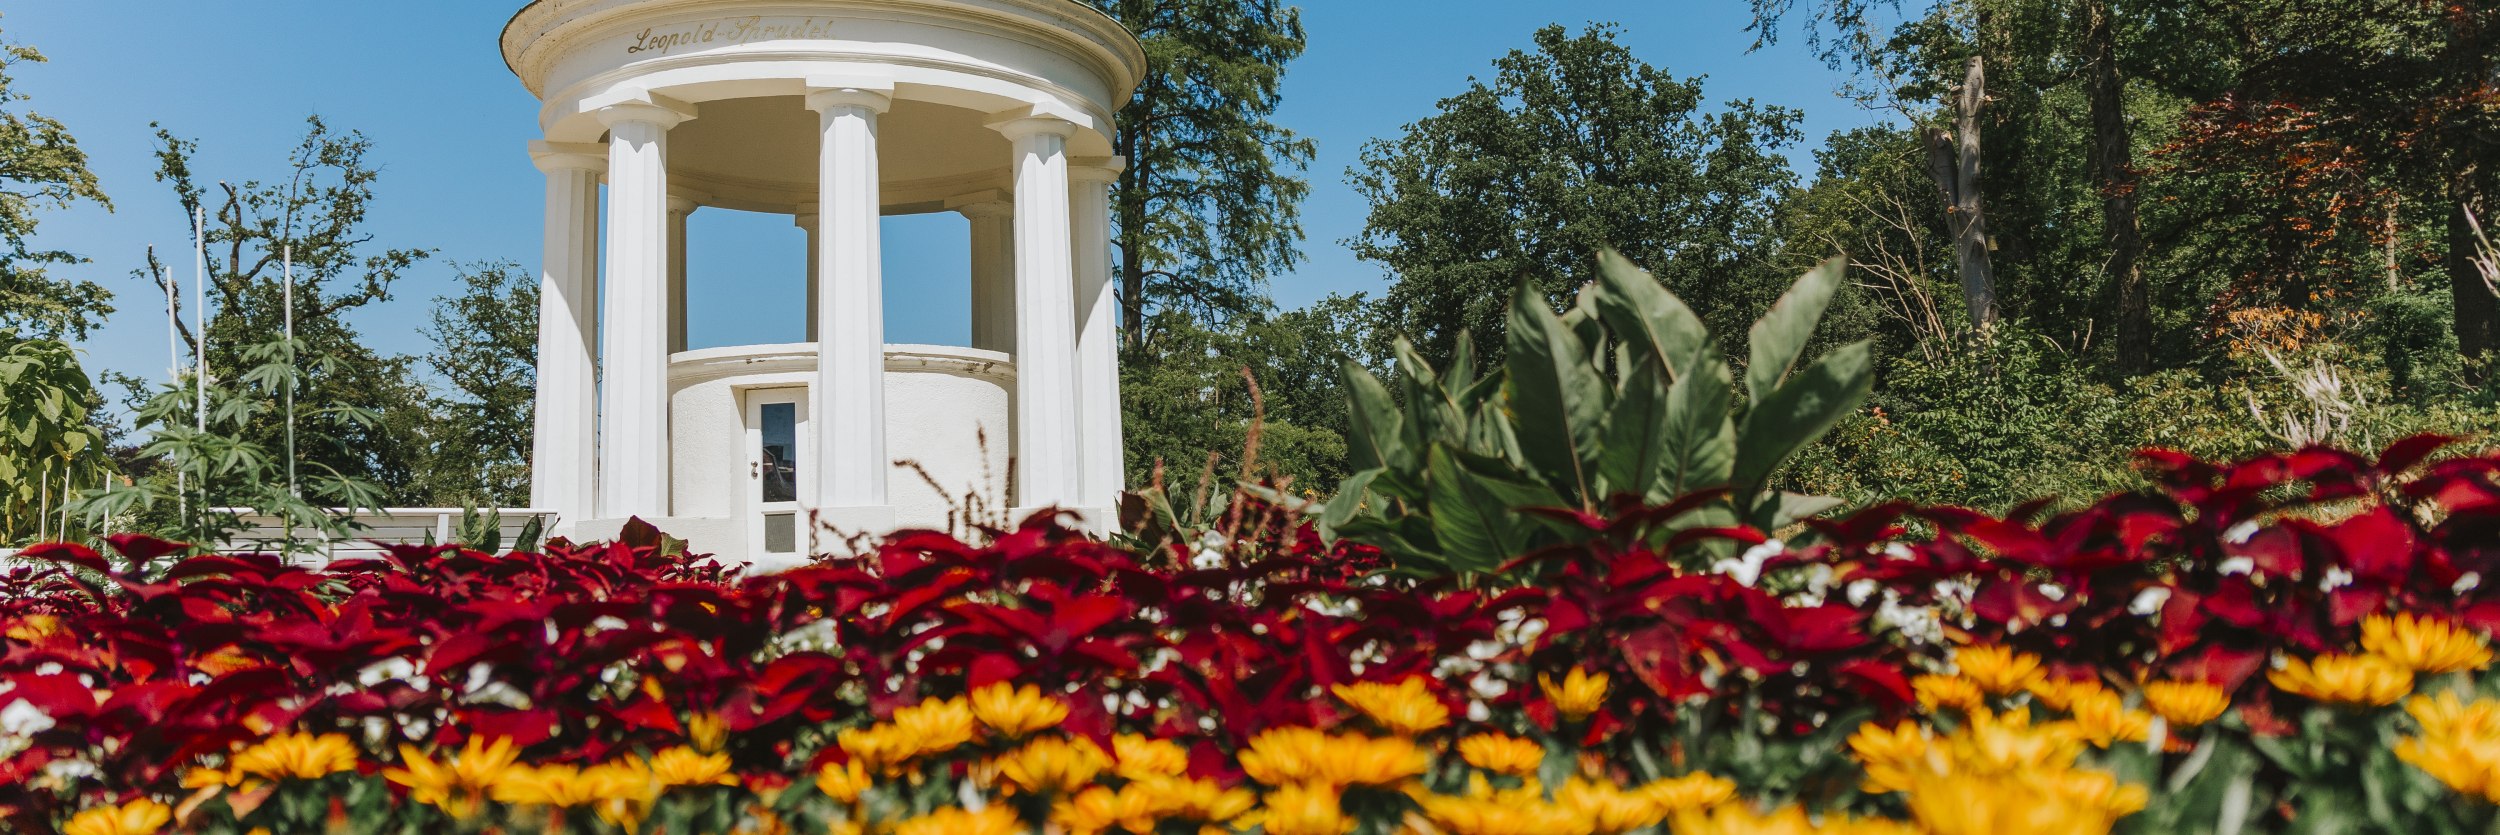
left=9, top=2, right=1875, bottom=398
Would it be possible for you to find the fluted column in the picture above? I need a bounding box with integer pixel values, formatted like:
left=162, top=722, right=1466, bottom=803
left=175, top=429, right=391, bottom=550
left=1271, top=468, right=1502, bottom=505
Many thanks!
left=595, top=100, right=692, bottom=520
left=992, top=115, right=1082, bottom=509
left=529, top=141, right=604, bottom=522
left=962, top=200, right=1016, bottom=354
left=1070, top=157, right=1126, bottom=510
left=667, top=194, right=697, bottom=354
left=806, top=84, right=894, bottom=530
left=795, top=205, right=820, bottom=342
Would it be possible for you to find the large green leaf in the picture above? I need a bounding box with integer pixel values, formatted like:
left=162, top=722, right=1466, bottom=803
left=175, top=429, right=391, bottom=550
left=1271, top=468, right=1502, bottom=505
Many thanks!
left=1393, top=338, right=1467, bottom=448
left=1341, top=361, right=1405, bottom=472
left=1503, top=284, right=1611, bottom=507
left=1731, top=339, right=1873, bottom=500
left=1745, top=256, right=1847, bottom=405
left=1592, top=249, right=1709, bottom=382
left=1424, top=444, right=1565, bottom=575
left=1321, top=467, right=1384, bottom=533
left=1597, top=357, right=1670, bottom=502
left=1660, top=343, right=1738, bottom=497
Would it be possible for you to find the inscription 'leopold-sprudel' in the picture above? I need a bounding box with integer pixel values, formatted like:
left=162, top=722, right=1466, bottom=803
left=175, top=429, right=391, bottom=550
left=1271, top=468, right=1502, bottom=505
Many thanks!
left=625, top=17, right=844, bottom=55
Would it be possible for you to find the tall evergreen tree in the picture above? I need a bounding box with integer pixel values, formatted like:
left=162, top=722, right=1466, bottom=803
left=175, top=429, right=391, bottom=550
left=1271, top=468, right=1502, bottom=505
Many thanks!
left=1091, top=0, right=1314, bottom=345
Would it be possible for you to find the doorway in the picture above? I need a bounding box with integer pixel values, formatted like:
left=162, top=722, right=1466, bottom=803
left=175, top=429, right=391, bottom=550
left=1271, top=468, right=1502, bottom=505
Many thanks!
left=744, top=388, right=809, bottom=559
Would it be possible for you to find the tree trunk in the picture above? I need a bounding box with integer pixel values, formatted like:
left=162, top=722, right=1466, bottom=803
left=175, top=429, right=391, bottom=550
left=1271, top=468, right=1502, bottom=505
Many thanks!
left=1925, top=56, right=2000, bottom=330
left=1116, top=115, right=1147, bottom=347
left=2446, top=5, right=2498, bottom=383
left=2085, top=0, right=2150, bottom=374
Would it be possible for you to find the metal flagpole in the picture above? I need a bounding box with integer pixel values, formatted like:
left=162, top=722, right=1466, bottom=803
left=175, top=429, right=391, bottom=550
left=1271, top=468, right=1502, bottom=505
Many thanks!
left=165, top=261, right=184, bottom=520
left=193, top=206, right=209, bottom=528
left=284, top=245, right=297, bottom=498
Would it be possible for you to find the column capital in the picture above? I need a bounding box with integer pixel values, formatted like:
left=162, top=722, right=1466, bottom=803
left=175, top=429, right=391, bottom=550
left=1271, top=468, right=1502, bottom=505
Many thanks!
left=1070, top=156, right=1127, bottom=183
left=805, top=81, right=894, bottom=116
left=945, top=188, right=1015, bottom=217
left=955, top=201, right=1014, bottom=219
left=793, top=203, right=820, bottom=229
left=530, top=141, right=608, bottom=173
left=987, top=113, right=1079, bottom=143
left=667, top=190, right=705, bottom=215
left=589, top=92, right=697, bottom=131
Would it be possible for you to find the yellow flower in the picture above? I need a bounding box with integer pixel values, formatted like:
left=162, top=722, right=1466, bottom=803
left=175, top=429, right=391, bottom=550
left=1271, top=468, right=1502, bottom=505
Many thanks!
left=1239, top=727, right=1331, bottom=786
left=1111, top=734, right=1190, bottom=779
left=2406, top=692, right=2500, bottom=740
left=814, top=759, right=872, bottom=804
left=997, top=736, right=1110, bottom=795
left=231, top=732, right=360, bottom=781
left=5, top=613, right=60, bottom=643
left=2269, top=654, right=2414, bottom=707
left=1846, top=721, right=1929, bottom=793
left=1255, top=782, right=1353, bottom=835
left=1668, top=804, right=1826, bottom=835
left=970, top=682, right=1070, bottom=739
left=62, top=798, right=171, bottom=835
left=1906, top=770, right=2141, bottom=835
left=581, top=759, right=662, bottom=831
left=385, top=736, right=520, bottom=819
left=2025, top=676, right=2108, bottom=713
left=2362, top=613, right=2494, bottom=674
left=1913, top=675, right=1987, bottom=714
left=1948, top=709, right=2084, bottom=776
left=1418, top=791, right=1594, bottom=835
left=2396, top=732, right=2500, bottom=803
left=685, top=712, right=729, bottom=754
left=1953, top=645, right=2046, bottom=696
left=1331, top=676, right=1450, bottom=736
left=494, top=764, right=625, bottom=808
left=1539, top=668, right=1609, bottom=723
left=646, top=745, right=737, bottom=787
left=2061, top=689, right=2152, bottom=748
left=2142, top=680, right=2230, bottom=727
left=1456, top=733, right=1544, bottom=777
left=1055, top=784, right=1158, bottom=835
left=836, top=724, right=918, bottom=774
left=1556, top=778, right=1660, bottom=834
left=892, top=805, right=1023, bottom=835
left=1639, top=772, right=1735, bottom=813
left=891, top=695, right=979, bottom=757
left=1129, top=775, right=1256, bottom=824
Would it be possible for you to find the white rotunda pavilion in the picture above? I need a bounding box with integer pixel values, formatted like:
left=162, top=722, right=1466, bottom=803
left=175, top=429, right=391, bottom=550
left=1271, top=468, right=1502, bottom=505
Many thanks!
left=504, top=0, right=1143, bottom=560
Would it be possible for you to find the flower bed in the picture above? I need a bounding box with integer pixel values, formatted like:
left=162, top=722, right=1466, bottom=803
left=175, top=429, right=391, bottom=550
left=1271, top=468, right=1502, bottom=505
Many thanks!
left=5, top=437, right=2500, bottom=834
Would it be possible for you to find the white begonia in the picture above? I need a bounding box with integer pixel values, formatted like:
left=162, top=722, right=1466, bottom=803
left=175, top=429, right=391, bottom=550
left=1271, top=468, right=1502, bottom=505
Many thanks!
left=1190, top=530, right=1228, bottom=570
left=2037, top=583, right=2068, bottom=602
left=2319, top=567, right=2355, bottom=592
left=592, top=616, right=631, bottom=632
left=356, top=657, right=424, bottom=691
left=1712, top=539, right=1785, bottom=587
left=2217, top=557, right=2256, bottom=576
left=1847, top=579, right=1882, bottom=607
left=0, top=698, right=54, bottom=737
left=1875, top=594, right=1945, bottom=646
left=2457, top=573, right=2483, bottom=595
left=2224, top=521, right=2261, bottom=544
left=2130, top=586, right=2173, bottom=616
left=1466, top=701, right=1491, bottom=723
left=1883, top=543, right=1917, bottom=561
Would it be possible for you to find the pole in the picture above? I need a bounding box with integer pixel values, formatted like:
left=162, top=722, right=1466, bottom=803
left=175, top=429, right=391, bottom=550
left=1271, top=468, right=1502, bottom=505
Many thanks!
left=193, top=205, right=208, bottom=525
left=165, top=262, right=185, bottom=520
left=284, top=244, right=297, bottom=499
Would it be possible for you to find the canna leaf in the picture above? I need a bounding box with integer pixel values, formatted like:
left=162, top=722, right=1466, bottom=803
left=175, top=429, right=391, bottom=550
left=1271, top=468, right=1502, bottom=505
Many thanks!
left=1592, top=248, right=1708, bottom=382
left=1745, top=256, right=1847, bottom=405
left=1731, top=339, right=1872, bottom=504
left=1504, top=284, right=1611, bottom=509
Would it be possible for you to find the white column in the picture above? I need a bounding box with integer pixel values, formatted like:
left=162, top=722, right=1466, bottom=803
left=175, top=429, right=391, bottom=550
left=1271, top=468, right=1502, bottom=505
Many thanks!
left=1070, top=157, right=1126, bottom=510
left=806, top=85, right=895, bottom=528
left=595, top=101, right=691, bottom=520
left=795, top=205, right=820, bottom=342
left=529, top=141, right=604, bottom=522
left=962, top=200, right=1016, bottom=354
left=993, top=115, right=1083, bottom=509
left=667, top=195, right=697, bottom=354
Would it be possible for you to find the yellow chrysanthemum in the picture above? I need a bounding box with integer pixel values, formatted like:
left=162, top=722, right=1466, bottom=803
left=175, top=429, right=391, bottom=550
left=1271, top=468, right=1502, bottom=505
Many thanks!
left=2362, top=613, right=2494, bottom=674
left=1555, top=777, right=1661, bottom=835
left=1055, top=784, right=1158, bottom=835
left=493, top=763, right=638, bottom=808
left=1331, top=676, right=1451, bottom=737
left=581, top=759, right=662, bottom=832
left=1953, top=645, right=2047, bottom=696
left=1255, top=782, right=1353, bottom=835
left=1418, top=790, right=1595, bottom=835
left=2025, top=676, right=2108, bottom=713
left=685, top=712, right=729, bottom=754
left=2396, top=732, right=2500, bottom=803
left=231, top=732, right=360, bottom=781
left=62, top=798, right=171, bottom=835
left=1242, top=728, right=1429, bottom=788
left=385, top=736, right=521, bottom=818
left=1455, top=733, right=1544, bottom=777
left=1640, top=772, right=1736, bottom=813
left=1846, top=721, right=1930, bottom=793
left=970, top=682, right=1070, bottom=739
left=891, top=805, right=1023, bottom=835
left=2061, top=690, right=2152, bottom=748
left=646, top=746, right=737, bottom=787
left=1906, top=770, right=2144, bottom=835
left=1111, top=734, right=1190, bottom=780
left=836, top=724, right=918, bottom=774
left=814, top=759, right=872, bottom=804
left=1539, top=669, right=1609, bottom=723
left=1668, top=804, right=1827, bottom=835
left=997, top=736, right=1110, bottom=795
left=1133, top=775, right=1257, bottom=823
left=2141, top=680, right=2230, bottom=727
left=2269, top=654, right=2414, bottom=707
left=2407, top=692, right=2500, bottom=740
left=891, top=695, right=979, bottom=757
left=1913, top=675, right=1987, bottom=714
left=1948, top=709, right=2085, bottom=775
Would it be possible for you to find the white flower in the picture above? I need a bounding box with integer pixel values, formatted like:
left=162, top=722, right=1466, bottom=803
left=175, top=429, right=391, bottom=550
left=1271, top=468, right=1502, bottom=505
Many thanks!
left=1882, top=543, right=1916, bottom=561
left=2037, top=583, right=2068, bottom=602
left=1847, top=579, right=1881, bottom=607
left=2457, top=573, right=2483, bottom=595
left=1190, top=531, right=1227, bottom=569
left=2217, top=557, right=2256, bottom=576
left=2130, top=587, right=2172, bottom=616
left=592, top=616, right=631, bottom=632
left=356, top=657, right=423, bottom=691
left=2224, top=521, right=2261, bottom=544
left=0, top=699, right=54, bottom=736
left=1713, top=539, right=1785, bottom=587
left=2319, top=567, right=2355, bottom=592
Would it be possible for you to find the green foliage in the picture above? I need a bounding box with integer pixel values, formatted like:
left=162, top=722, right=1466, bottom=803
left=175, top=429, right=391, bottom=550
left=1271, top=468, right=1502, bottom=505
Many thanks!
left=0, top=26, right=111, bottom=340
left=410, top=262, right=537, bottom=507
left=1326, top=253, right=1870, bottom=577
left=0, top=331, right=109, bottom=544
left=1119, top=299, right=1373, bottom=496
left=1349, top=23, right=1806, bottom=370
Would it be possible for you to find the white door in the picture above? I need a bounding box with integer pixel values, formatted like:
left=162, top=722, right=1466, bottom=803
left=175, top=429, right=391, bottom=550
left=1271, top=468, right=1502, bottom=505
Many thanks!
left=744, top=389, right=809, bottom=559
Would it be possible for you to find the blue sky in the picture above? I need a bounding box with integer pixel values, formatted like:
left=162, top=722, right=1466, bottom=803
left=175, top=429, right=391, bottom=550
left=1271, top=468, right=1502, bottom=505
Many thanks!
left=10, top=2, right=1875, bottom=395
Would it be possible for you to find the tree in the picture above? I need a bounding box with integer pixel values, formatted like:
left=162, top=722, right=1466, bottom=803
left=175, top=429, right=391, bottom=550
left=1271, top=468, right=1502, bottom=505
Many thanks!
left=1119, top=302, right=1367, bottom=495
left=1349, top=24, right=1804, bottom=369
left=413, top=263, right=537, bottom=507
left=0, top=331, right=110, bottom=544
left=143, top=118, right=436, bottom=503
left=1091, top=0, right=1315, bottom=343
left=0, top=22, right=110, bottom=340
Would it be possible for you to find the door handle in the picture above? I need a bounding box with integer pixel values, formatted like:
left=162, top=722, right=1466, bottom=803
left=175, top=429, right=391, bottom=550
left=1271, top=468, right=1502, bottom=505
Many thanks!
left=751, top=461, right=760, bottom=478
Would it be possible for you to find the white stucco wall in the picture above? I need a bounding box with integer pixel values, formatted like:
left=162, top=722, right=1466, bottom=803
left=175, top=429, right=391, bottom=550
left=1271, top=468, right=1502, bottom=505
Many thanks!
left=665, top=343, right=1013, bottom=557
